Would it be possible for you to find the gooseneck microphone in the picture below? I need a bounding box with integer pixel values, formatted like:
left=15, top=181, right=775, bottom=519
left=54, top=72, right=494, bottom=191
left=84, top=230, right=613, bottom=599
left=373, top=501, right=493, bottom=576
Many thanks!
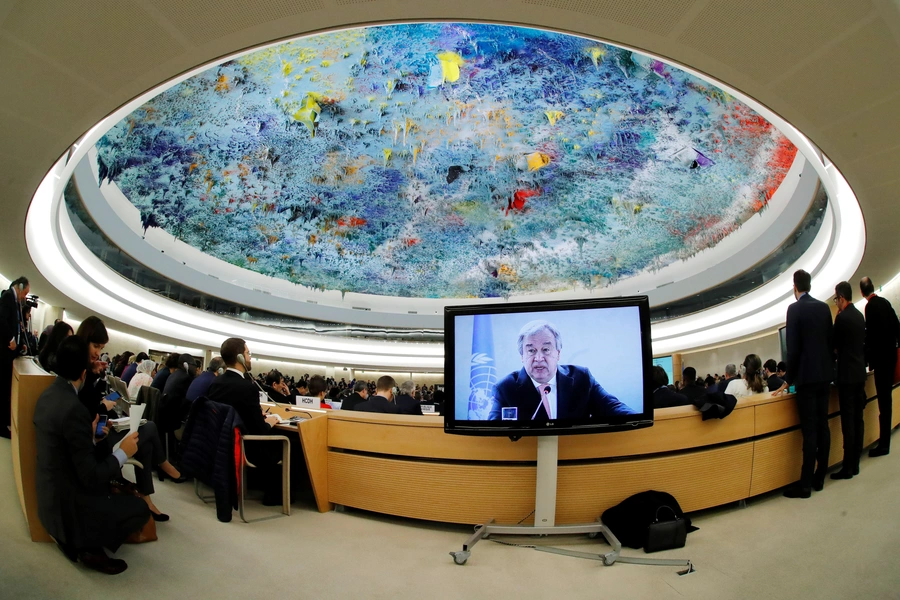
left=531, top=385, right=553, bottom=420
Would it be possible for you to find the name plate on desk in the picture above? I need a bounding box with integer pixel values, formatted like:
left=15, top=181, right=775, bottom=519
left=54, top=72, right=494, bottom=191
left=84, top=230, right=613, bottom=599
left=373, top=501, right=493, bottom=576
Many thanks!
left=421, top=404, right=436, bottom=414
left=296, top=395, right=321, bottom=409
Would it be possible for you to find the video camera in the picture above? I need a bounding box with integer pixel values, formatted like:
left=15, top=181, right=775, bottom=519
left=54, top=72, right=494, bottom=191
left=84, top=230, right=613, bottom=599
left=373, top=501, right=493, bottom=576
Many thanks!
left=23, top=295, right=38, bottom=310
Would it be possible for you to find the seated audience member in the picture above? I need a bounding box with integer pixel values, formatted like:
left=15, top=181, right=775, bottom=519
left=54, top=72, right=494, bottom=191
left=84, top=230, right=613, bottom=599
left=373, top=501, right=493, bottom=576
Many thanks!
left=75, top=317, right=116, bottom=418
left=341, top=380, right=369, bottom=411
left=74, top=317, right=184, bottom=512
left=776, top=361, right=787, bottom=380
left=652, top=366, right=690, bottom=409
left=38, top=319, right=61, bottom=353
left=126, top=360, right=156, bottom=400
left=265, top=370, right=293, bottom=403
left=704, top=375, right=716, bottom=389
left=113, top=351, right=133, bottom=378
left=763, top=359, right=784, bottom=392
left=162, top=354, right=199, bottom=430
left=353, top=376, right=401, bottom=414
left=34, top=336, right=149, bottom=574
left=395, top=380, right=424, bottom=415
left=307, top=374, right=330, bottom=408
left=151, top=352, right=179, bottom=391
left=717, top=364, right=738, bottom=396
left=679, top=367, right=708, bottom=406
left=185, top=357, right=225, bottom=403
left=121, top=352, right=148, bottom=385
left=294, top=382, right=309, bottom=397
left=207, top=337, right=283, bottom=505
left=37, top=320, right=73, bottom=373
left=724, top=354, right=768, bottom=400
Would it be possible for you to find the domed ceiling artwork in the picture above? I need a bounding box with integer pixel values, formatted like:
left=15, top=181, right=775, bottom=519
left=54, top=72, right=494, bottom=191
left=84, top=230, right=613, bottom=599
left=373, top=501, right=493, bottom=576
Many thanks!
left=95, top=23, right=797, bottom=299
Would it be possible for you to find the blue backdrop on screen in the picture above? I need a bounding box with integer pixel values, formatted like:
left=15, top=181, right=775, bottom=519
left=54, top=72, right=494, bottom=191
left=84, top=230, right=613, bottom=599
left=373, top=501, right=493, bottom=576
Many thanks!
left=454, top=307, right=644, bottom=420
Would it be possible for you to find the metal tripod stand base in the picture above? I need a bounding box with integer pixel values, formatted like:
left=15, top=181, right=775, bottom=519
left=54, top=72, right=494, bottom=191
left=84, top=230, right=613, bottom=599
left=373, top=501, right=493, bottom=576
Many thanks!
left=450, top=518, right=693, bottom=572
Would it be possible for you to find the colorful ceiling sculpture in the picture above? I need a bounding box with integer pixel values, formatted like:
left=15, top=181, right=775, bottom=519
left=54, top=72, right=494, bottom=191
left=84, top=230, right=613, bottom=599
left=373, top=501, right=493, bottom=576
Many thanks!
left=95, top=23, right=797, bottom=299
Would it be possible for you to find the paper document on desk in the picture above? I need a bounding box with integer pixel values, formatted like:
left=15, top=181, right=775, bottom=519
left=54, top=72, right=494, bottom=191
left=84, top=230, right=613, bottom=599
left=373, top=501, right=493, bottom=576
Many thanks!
left=129, top=404, right=145, bottom=434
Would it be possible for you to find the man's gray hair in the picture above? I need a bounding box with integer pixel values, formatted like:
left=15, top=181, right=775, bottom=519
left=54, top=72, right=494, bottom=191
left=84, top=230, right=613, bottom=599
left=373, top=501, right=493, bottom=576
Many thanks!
left=517, top=320, right=562, bottom=356
left=399, top=380, right=416, bottom=395
left=725, top=363, right=737, bottom=377
left=353, top=380, right=367, bottom=392
left=208, top=357, right=225, bottom=373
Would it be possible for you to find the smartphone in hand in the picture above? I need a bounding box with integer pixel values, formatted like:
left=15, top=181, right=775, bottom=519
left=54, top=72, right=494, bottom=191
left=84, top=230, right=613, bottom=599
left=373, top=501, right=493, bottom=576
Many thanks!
left=95, top=415, right=108, bottom=437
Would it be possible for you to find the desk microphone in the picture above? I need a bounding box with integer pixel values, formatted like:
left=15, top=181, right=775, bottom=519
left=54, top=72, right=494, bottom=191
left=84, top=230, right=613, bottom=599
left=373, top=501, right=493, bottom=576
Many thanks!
left=531, top=386, right=552, bottom=420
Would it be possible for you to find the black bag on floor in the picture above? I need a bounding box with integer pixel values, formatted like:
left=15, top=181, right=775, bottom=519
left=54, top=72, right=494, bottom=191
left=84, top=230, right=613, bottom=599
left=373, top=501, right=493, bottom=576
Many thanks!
left=601, top=490, right=697, bottom=550
left=644, top=506, right=687, bottom=553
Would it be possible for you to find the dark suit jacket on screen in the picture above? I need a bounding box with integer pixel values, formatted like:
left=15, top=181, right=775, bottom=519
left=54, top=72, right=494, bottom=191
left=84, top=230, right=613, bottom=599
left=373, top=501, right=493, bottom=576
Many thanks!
left=488, top=365, right=635, bottom=421
left=864, top=295, right=900, bottom=369
left=834, top=303, right=867, bottom=384
left=784, top=293, right=834, bottom=387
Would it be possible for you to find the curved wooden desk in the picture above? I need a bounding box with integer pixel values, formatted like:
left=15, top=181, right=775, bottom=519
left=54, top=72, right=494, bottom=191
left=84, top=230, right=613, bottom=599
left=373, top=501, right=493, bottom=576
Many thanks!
left=309, top=375, right=900, bottom=525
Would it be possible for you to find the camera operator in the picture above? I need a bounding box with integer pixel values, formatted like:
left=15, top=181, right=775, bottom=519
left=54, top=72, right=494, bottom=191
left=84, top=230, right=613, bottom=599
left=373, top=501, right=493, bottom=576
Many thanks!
left=1, top=276, right=31, bottom=438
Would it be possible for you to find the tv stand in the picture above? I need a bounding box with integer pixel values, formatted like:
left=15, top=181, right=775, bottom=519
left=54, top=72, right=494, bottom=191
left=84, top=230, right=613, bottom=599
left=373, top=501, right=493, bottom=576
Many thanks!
left=450, top=436, right=692, bottom=572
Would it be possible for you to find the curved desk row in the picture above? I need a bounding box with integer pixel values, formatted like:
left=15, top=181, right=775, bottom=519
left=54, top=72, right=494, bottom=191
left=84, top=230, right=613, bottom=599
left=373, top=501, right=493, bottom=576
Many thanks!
left=13, top=361, right=899, bottom=538
left=291, top=375, right=900, bottom=525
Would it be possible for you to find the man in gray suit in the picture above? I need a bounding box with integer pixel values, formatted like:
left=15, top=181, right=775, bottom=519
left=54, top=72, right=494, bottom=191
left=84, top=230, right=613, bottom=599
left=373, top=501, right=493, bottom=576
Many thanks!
left=34, top=336, right=149, bottom=574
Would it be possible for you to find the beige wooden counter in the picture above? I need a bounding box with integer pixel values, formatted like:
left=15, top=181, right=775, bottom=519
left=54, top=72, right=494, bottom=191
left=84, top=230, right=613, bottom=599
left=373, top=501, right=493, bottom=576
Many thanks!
left=11, top=358, right=55, bottom=541
left=317, top=374, right=899, bottom=525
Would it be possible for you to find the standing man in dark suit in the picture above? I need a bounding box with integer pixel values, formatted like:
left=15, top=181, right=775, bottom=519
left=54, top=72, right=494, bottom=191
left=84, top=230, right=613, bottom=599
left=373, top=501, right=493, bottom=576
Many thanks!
left=0, top=276, right=30, bottom=438
left=353, top=376, right=401, bottom=414
left=489, top=320, right=634, bottom=421
left=831, top=281, right=867, bottom=480
left=341, top=380, right=369, bottom=411
left=395, top=380, right=423, bottom=415
left=778, top=270, right=834, bottom=498
left=207, top=337, right=283, bottom=505
left=860, top=276, right=900, bottom=457
left=33, top=336, right=148, bottom=574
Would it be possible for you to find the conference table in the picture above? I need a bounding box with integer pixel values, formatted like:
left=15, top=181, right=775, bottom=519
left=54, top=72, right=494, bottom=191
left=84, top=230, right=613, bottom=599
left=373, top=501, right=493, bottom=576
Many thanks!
left=266, top=377, right=898, bottom=525
left=11, top=359, right=900, bottom=540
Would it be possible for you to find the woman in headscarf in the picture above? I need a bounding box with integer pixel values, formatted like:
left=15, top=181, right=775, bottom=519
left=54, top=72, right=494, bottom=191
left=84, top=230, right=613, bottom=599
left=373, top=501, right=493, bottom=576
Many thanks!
left=127, top=359, right=157, bottom=401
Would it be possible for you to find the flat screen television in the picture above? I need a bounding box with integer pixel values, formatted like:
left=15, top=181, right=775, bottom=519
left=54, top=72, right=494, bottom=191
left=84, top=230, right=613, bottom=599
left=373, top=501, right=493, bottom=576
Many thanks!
left=444, top=296, right=654, bottom=437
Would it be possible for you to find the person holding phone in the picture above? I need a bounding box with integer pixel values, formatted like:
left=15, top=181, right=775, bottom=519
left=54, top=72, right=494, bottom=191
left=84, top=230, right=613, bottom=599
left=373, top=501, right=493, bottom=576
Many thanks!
left=33, top=336, right=149, bottom=574
left=75, top=316, right=183, bottom=519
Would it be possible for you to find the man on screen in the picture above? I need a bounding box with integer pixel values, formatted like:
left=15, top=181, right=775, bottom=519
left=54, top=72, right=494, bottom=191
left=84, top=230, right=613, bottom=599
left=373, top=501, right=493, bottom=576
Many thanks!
left=488, top=320, right=635, bottom=421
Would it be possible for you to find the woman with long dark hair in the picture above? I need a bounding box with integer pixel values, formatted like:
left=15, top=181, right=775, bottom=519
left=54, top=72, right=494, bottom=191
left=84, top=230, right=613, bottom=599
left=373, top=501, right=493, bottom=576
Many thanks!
left=724, top=354, right=768, bottom=399
left=75, top=316, right=183, bottom=520
left=37, top=321, right=74, bottom=373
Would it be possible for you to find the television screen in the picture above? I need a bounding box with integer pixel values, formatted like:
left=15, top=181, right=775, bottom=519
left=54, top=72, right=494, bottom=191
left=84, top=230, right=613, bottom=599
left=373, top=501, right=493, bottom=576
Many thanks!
left=444, top=296, right=654, bottom=436
left=652, top=356, right=674, bottom=385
